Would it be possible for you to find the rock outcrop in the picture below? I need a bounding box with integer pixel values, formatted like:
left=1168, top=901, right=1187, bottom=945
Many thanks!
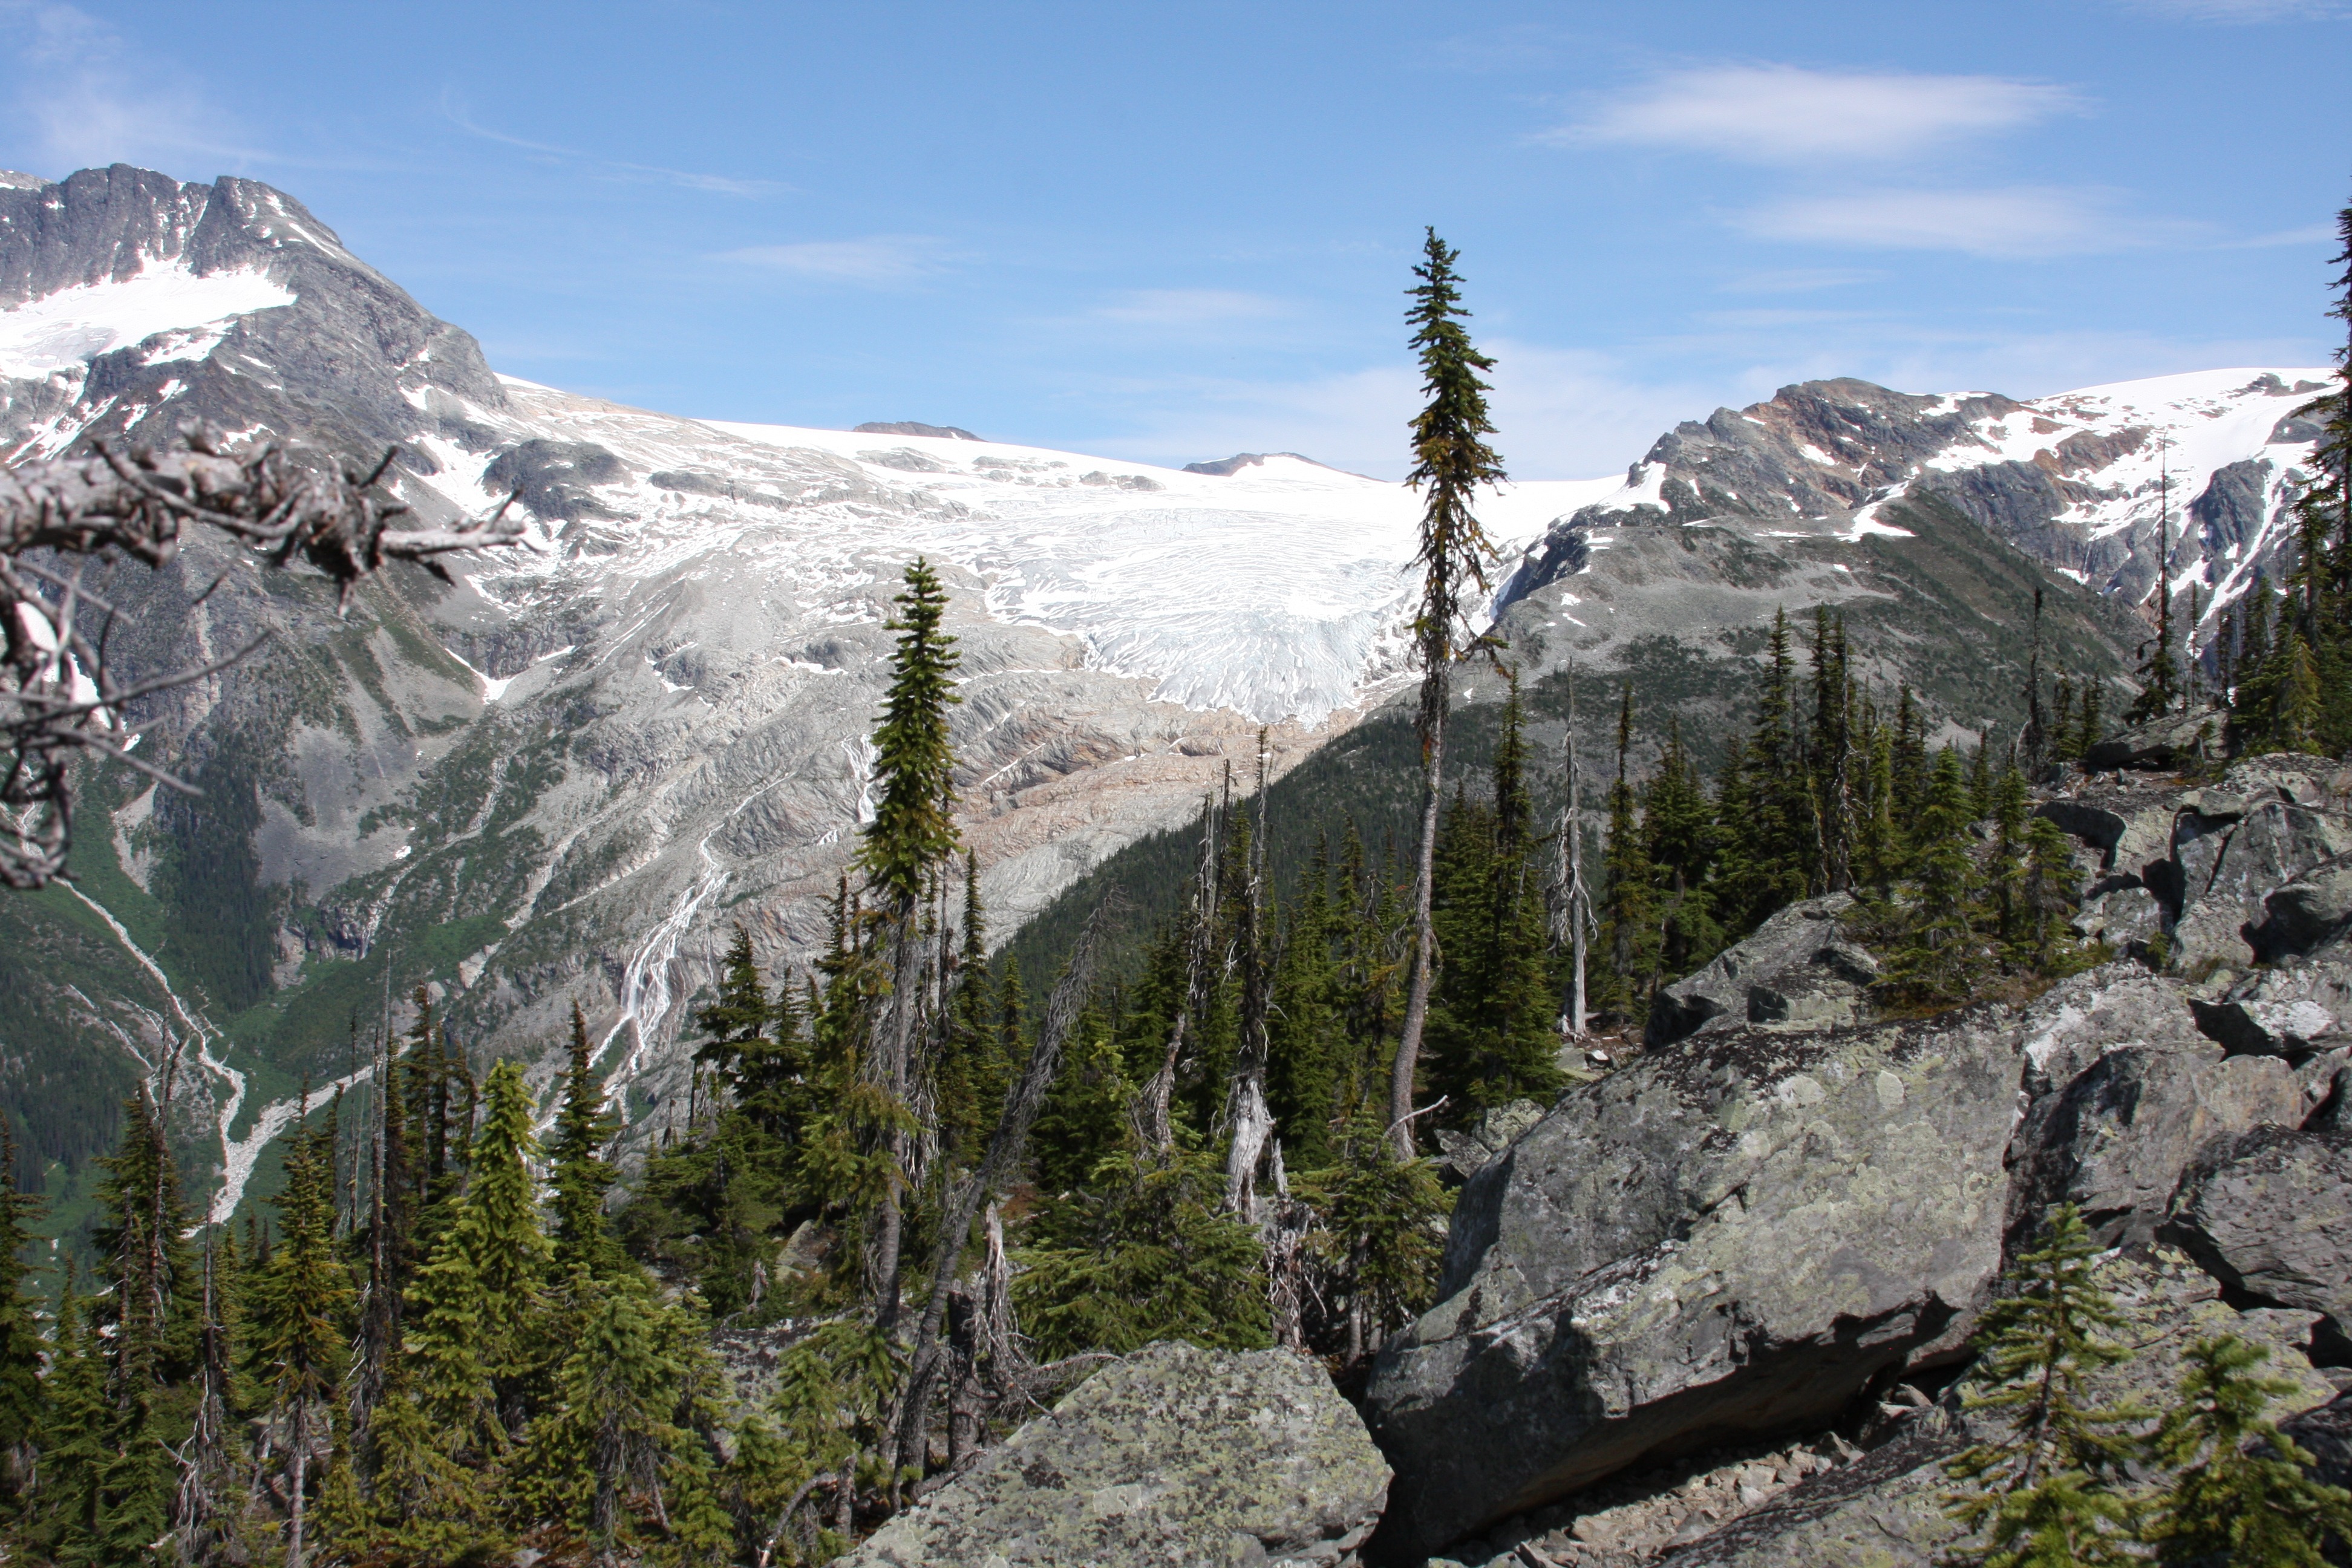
left=1364, top=1007, right=2020, bottom=1555
left=1644, top=895, right=1874, bottom=1048
left=1365, top=760, right=2351, bottom=1563
left=840, top=1341, right=1390, bottom=1568
left=2164, top=1125, right=2352, bottom=1345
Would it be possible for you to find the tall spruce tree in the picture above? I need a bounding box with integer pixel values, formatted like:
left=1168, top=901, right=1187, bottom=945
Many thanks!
left=1390, top=227, right=1504, bottom=1159
left=249, top=1116, right=352, bottom=1568
left=855, top=557, right=963, bottom=1328
left=1598, top=686, right=1657, bottom=1020
left=550, top=1001, right=623, bottom=1276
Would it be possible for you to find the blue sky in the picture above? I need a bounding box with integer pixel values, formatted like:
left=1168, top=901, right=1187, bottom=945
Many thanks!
left=2, top=0, right=2345, bottom=477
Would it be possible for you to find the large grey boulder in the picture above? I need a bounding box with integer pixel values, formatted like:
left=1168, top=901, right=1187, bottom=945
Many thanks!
left=2192, top=956, right=2352, bottom=1060
left=840, top=1341, right=1391, bottom=1568
left=2006, top=1042, right=2306, bottom=1249
left=2013, top=962, right=2210, bottom=1096
left=2170, top=796, right=2352, bottom=971
left=2082, top=707, right=2223, bottom=772
left=1645, top=895, right=1873, bottom=1048
left=1362, top=1008, right=2020, bottom=1557
left=2164, top=1125, right=2352, bottom=1341
left=2256, top=852, right=2352, bottom=958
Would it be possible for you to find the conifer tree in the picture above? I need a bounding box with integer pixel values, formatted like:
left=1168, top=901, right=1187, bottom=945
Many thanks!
left=1943, top=1206, right=2143, bottom=1567
left=855, top=557, right=964, bottom=1327
left=1428, top=676, right=1559, bottom=1120
left=1298, top=1102, right=1446, bottom=1366
left=1885, top=746, right=1984, bottom=1004
left=407, top=1060, right=552, bottom=1459
left=2141, top=1333, right=2352, bottom=1564
left=1391, top=227, right=1504, bottom=1159
left=0, top=1118, right=42, bottom=1503
left=1267, top=841, right=1344, bottom=1171
left=1644, top=715, right=1717, bottom=978
left=550, top=1001, right=622, bottom=1276
left=38, top=1266, right=111, bottom=1564
left=249, top=1117, right=352, bottom=1567
left=2075, top=678, right=2103, bottom=760
left=1598, top=687, right=1657, bottom=1020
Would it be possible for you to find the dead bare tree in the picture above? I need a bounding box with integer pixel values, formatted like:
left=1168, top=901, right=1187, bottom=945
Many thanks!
left=1, top=428, right=526, bottom=889
left=893, top=897, right=1114, bottom=1478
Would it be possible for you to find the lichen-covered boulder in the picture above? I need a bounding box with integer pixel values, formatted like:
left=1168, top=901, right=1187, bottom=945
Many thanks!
left=2255, top=852, right=2352, bottom=958
left=2081, top=707, right=2224, bottom=772
left=2170, top=797, right=2352, bottom=971
left=2194, top=947, right=2352, bottom=1061
left=839, top=1341, right=1390, bottom=1568
left=1361, top=1008, right=2022, bottom=1557
left=2005, top=1042, right=2306, bottom=1249
left=1645, top=895, right=1872, bottom=1048
left=2164, top=1125, right=2352, bottom=1340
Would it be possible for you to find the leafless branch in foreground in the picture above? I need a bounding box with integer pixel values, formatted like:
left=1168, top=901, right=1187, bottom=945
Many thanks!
left=2, top=428, right=527, bottom=889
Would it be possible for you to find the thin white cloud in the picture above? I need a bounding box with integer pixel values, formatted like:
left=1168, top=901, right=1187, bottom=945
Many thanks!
left=2, top=1, right=264, bottom=174
left=718, top=237, right=954, bottom=284
left=1091, top=289, right=1291, bottom=326
left=1740, top=186, right=2189, bottom=259
left=2224, top=223, right=2341, bottom=248
left=440, top=93, right=782, bottom=197
left=1563, top=65, right=2084, bottom=166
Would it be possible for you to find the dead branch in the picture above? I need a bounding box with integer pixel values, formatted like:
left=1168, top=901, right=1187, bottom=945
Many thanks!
left=2, top=428, right=527, bottom=889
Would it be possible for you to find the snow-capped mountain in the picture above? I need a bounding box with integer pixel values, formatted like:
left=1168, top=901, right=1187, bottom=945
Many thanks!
left=0, top=163, right=2324, bottom=1217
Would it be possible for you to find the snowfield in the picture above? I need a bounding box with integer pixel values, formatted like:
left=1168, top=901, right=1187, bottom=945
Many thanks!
left=0, top=263, right=293, bottom=379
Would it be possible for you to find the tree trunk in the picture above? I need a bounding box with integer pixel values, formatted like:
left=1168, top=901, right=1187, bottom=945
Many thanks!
left=894, top=901, right=1111, bottom=1474
left=1390, top=663, right=1449, bottom=1157
left=285, top=1403, right=309, bottom=1568
left=869, top=892, right=923, bottom=1335
left=1223, top=738, right=1276, bottom=1215
left=1142, top=792, right=1221, bottom=1154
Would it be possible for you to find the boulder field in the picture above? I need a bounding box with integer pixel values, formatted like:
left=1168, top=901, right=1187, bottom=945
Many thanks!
left=849, top=751, right=2352, bottom=1566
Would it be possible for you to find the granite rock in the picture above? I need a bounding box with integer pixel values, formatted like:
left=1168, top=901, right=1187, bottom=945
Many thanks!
left=1362, top=1008, right=2021, bottom=1556
left=841, top=1342, right=1391, bottom=1568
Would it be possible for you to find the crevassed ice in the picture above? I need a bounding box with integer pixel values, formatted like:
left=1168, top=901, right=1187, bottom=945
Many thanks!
left=0, top=264, right=294, bottom=379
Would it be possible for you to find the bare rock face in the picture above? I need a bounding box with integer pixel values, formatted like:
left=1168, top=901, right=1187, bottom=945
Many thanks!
left=2006, top=1042, right=2307, bottom=1249
left=1361, top=1008, right=2022, bottom=1557
left=2034, top=758, right=2352, bottom=978
left=2164, top=1125, right=2352, bottom=1342
left=840, top=1341, right=1391, bottom=1568
left=1644, top=895, right=1873, bottom=1048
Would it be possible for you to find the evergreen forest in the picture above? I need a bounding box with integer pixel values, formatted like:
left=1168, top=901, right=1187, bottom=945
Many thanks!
left=0, top=207, right=2345, bottom=1568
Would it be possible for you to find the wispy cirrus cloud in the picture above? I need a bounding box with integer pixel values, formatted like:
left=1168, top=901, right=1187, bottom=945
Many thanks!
left=1720, top=267, right=1885, bottom=294
left=717, top=236, right=956, bottom=284
left=1, top=1, right=266, bottom=174
left=1558, top=64, right=2083, bottom=166
left=441, top=93, right=782, bottom=197
left=1739, top=186, right=2192, bottom=259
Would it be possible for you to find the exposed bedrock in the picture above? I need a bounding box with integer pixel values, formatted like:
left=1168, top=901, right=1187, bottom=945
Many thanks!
left=1364, top=759, right=2351, bottom=1562
left=841, top=1341, right=1391, bottom=1568
left=1362, top=1006, right=2022, bottom=1557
